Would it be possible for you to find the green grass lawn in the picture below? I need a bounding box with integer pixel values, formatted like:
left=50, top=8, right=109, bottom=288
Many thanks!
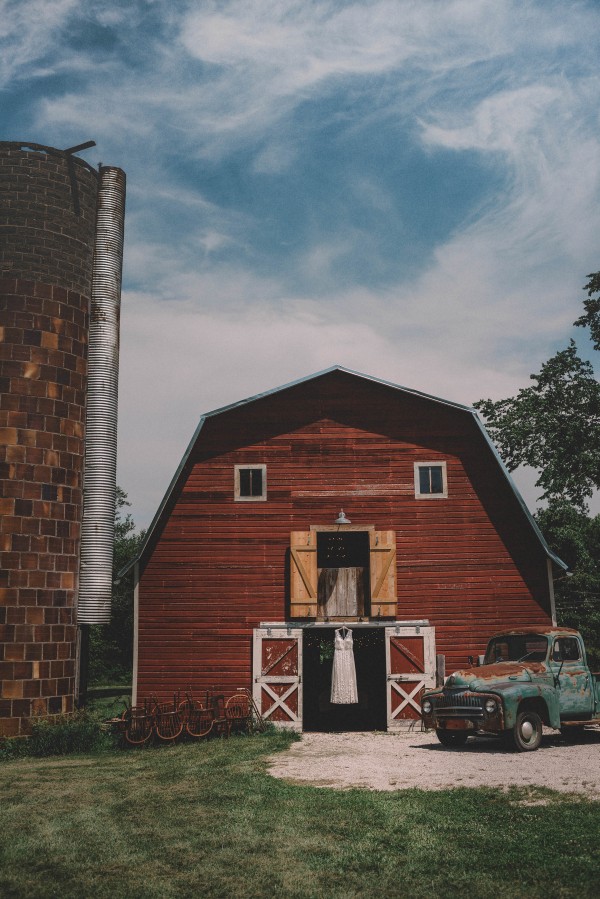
left=1, top=730, right=599, bottom=898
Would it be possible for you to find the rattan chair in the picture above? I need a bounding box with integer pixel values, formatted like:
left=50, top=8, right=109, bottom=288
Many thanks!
left=225, top=693, right=251, bottom=733
left=121, top=705, right=153, bottom=746
left=153, top=700, right=183, bottom=742
left=185, top=705, right=215, bottom=739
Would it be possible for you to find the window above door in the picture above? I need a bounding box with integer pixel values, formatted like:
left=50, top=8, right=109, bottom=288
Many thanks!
left=234, top=464, right=267, bottom=501
left=414, top=461, right=448, bottom=499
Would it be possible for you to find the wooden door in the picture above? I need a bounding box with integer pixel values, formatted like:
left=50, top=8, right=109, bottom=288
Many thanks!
left=385, top=625, right=435, bottom=731
left=290, top=531, right=317, bottom=618
left=317, top=531, right=369, bottom=617
left=253, top=628, right=303, bottom=731
left=370, top=531, right=396, bottom=617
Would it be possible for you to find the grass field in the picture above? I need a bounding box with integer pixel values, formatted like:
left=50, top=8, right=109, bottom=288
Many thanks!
left=1, top=730, right=599, bottom=898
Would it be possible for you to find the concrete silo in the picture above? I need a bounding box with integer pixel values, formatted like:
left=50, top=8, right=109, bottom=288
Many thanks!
left=0, top=141, right=125, bottom=736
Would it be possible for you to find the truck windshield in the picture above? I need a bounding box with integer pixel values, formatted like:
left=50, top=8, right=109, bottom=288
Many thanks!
left=484, top=634, right=548, bottom=664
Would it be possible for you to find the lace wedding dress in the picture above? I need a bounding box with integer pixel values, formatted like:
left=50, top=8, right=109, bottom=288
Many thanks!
left=330, top=628, right=358, bottom=704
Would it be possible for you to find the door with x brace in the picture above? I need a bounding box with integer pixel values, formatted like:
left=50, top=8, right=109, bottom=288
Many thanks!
left=385, top=625, right=436, bottom=731
left=253, top=628, right=303, bottom=731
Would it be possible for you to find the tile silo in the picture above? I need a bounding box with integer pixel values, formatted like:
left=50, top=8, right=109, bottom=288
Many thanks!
left=0, top=141, right=125, bottom=736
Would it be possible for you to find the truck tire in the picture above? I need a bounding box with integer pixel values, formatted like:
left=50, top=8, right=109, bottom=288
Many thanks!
left=510, top=710, right=542, bottom=752
left=436, top=729, right=468, bottom=748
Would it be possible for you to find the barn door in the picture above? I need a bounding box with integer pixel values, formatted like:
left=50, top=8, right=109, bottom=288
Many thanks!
left=385, top=625, right=435, bottom=731
left=253, top=628, right=303, bottom=731
left=290, top=531, right=317, bottom=618
left=370, top=531, right=396, bottom=617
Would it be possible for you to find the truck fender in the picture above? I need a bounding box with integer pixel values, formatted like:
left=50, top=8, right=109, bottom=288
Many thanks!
left=497, top=684, right=560, bottom=730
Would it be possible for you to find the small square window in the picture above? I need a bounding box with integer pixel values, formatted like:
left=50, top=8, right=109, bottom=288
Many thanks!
left=235, top=464, right=267, bottom=501
left=414, top=462, right=448, bottom=499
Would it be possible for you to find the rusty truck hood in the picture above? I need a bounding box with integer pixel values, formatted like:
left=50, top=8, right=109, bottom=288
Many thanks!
left=446, top=661, right=548, bottom=689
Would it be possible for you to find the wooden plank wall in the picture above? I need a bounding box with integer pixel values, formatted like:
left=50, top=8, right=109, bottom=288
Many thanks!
left=137, top=371, right=553, bottom=701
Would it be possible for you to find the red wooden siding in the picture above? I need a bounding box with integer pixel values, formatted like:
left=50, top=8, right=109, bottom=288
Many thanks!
left=137, top=371, right=553, bottom=702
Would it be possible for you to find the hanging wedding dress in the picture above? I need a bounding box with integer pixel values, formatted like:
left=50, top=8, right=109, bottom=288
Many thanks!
left=330, top=627, right=358, bottom=704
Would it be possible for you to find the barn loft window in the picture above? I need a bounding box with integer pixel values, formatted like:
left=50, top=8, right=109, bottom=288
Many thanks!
left=414, top=461, right=447, bottom=498
left=234, top=464, right=267, bottom=501
left=317, top=531, right=370, bottom=618
left=290, top=528, right=397, bottom=620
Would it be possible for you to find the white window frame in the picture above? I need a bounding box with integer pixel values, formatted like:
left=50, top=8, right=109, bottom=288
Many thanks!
left=234, top=463, right=267, bottom=502
left=414, top=461, right=448, bottom=499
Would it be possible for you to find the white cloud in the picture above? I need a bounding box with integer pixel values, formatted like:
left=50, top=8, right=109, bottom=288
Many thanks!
left=117, top=262, right=561, bottom=527
left=8, top=0, right=600, bottom=525
left=0, top=0, right=100, bottom=86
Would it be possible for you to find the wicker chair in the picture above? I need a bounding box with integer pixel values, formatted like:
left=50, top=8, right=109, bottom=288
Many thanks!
left=225, top=693, right=251, bottom=733
left=185, top=704, right=215, bottom=739
left=121, top=705, right=153, bottom=746
left=153, top=700, right=183, bottom=742
left=209, top=693, right=231, bottom=738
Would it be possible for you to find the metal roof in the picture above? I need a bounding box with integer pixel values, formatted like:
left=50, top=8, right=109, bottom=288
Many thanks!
left=120, top=365, right=566, bottom=576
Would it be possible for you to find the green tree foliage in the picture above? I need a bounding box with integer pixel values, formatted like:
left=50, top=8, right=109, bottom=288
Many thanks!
left=89, top=487, right=145, bottom=685
left=474, top=342, right=600, bottom=510
left=535, top=501, right=600, bottom=668
left=475, top=272, right=600, bottom=649
left=574, top=270, right=600, bottom=350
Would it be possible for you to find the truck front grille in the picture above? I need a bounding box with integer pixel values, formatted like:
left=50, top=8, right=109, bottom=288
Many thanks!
left=433, top=691, right=485, bottom=717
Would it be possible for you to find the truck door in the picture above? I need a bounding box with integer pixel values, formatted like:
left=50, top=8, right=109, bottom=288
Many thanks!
left=550, top=636, right=594, bottom=718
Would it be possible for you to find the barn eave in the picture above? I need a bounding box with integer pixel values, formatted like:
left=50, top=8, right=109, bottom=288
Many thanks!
left=119, top=365, right=567, bottom=577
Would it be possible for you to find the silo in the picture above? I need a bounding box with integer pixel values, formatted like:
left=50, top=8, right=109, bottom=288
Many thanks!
left=0, top=141, right=125, bottom=736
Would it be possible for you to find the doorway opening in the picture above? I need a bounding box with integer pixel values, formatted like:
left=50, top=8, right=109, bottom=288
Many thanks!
left=302, top=627, right=386, bottom=731
left=316, top=531, right=370, bottom=617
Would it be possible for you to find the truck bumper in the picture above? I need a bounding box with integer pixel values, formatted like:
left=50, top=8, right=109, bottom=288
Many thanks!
left=422, top=693, right=504, bottom=734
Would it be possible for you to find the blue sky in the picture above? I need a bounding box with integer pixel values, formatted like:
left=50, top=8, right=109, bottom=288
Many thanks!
left=3, top=0, right=600, bottom=526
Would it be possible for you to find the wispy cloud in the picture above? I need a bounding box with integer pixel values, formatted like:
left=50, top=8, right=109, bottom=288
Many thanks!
left=5, top=0, right=600, bottom=522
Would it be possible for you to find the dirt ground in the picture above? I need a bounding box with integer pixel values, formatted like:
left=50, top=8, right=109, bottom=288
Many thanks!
left=267, top=727, right=600, bottom=796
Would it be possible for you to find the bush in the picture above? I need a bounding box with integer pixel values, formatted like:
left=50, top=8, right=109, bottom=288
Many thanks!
left=0, top=713, right=116, bottom=762
left=28, top=712, right=116, bottom=756
left=0, top=737, right=29, bottom=762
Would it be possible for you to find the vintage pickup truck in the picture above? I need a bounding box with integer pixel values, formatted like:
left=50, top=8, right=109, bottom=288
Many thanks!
left=421, top=627, right=600, bottom=751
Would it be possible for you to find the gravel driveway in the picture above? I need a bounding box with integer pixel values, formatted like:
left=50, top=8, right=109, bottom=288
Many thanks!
left=268, top=728, right=600, bottom=797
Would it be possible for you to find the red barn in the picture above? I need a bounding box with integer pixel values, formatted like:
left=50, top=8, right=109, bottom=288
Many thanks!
left=126, top=367, right=565, bottom=731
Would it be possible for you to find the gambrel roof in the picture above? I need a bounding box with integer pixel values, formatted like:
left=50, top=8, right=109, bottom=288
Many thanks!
left=121, top=366, right=566, bottom=576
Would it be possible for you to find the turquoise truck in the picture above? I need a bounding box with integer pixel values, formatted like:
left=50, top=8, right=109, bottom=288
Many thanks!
left=421, top=627, right=600, bottom=751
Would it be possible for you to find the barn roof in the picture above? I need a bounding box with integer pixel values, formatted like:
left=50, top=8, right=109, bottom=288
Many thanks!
left=120, top=365, right=567, bottom=576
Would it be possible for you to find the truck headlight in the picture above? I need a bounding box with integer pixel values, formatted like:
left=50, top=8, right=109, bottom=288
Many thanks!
left=422, top=699, right=433, bottom=714
left=484, top=699, right=497, bottom=714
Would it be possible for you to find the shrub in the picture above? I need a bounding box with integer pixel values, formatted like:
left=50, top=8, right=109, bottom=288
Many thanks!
left=0, top=737, right=29, bottom=762
left=26, top=712, right=115, bottom=757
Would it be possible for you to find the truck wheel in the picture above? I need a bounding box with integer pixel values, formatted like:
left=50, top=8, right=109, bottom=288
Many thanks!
left=436, top=729, right=468, bottom=748
left=510, top=710, right=542, bottom=752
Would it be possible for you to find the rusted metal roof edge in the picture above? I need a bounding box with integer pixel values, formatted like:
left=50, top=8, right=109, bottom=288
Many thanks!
left=196, top=365, right=474, bottom=419
left=119, top=365, right=566, bottom=577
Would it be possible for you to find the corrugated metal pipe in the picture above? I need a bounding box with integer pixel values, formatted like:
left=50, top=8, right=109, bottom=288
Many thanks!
left=77, top=166, right=126, bottom=624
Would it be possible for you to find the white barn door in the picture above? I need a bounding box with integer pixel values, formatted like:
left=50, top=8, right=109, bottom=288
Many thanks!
left=253, top=628, right=303, bottom=731
left=385, top=625, right=436, bottom=732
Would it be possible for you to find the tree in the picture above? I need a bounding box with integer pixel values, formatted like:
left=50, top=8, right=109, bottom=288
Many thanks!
left=475, top=272, right=600, bottom=651
left=89, top=488, right=145, bottom=684
left=533, top=502, right=600, bottom=667
left=574, top=270, right=600, bottom=350
left=474, top=342, right=600, bottom=511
